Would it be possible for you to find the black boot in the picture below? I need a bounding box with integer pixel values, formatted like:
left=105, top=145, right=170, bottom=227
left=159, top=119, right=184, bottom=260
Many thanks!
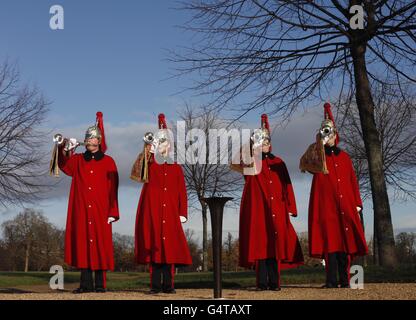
left=162, top=264, right=176, bottom=293
left=325, top=253, right=338, bottom=288
left=255, top=259, right=268, bottom=290
left=149, top=263, right=162, bottom=294
left=95, top=270, right=106, bottom=293
left=266, top=258, right=280, bottom=291
left=337, top=252, right=350, bottom=288
left=73, top=269, right=94, bottom=294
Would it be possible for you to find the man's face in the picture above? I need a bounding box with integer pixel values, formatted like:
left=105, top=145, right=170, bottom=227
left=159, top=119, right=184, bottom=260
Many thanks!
left=153, top=130, right=170, bottom=157
left=157, top=140, right=170, bottom=157
left=262, top=141, right=271, bottom=153
left=86, top=138, right=100, bottom=153
left=325, top=134, right=337, bottom=147
left=145, top=143, right=152, bottom=152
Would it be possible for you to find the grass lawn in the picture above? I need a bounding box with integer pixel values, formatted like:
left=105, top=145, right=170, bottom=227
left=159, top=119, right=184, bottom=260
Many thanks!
left=0, top=265, right=414, bottom=290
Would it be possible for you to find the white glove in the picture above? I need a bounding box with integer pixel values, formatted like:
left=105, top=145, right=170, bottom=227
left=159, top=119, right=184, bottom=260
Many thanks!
left=323, top=136, right=330, bottom=145
left=150, top=142, right=156, bottom=154
left=357, top=207, right=362, bottom=212
left=180, top=216, right=187, bottom=223
left=65, top=138, right=78, bottom=151
left=108, top=217, right=116, bottom=224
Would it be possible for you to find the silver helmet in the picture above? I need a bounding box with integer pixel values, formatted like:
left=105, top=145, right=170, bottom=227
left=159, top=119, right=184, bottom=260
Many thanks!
left=85, top=125, right=102, bottom=141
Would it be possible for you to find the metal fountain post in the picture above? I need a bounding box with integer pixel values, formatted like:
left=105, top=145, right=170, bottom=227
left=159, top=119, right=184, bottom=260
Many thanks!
left=203, top=196, right=233, bottom=299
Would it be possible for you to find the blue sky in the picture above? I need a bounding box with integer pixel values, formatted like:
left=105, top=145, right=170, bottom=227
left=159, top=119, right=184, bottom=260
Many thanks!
left=0, top=0, right=193, bottom=125
left=0, top=0, right=414, bottom=244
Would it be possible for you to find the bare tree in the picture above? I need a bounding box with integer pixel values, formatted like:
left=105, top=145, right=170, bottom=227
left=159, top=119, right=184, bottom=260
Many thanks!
left=336, top=82, right=416, bottom=201
left=172, top=0, right=416, bottom=267
left=395, top=232, right=416, bottom=264
left=223, top=232, right=239, bottom=271
left=0, top=61, right=50, bottom=207
left=175, top=105, right=243, bottom=271
left=184, top=228, right=203, bottom=271
left=1, top=208, right=63, bottom=272
left=336, top=82, right=416, bottom=265
left=112, top=233, right=136, bottom=272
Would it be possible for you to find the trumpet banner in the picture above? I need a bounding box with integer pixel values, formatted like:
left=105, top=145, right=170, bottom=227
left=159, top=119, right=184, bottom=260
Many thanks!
left=130, top=146, right=150, bottom=183
left=299, top=134, right=328, bottom=174
left=49, top=143, right=60, bottom=177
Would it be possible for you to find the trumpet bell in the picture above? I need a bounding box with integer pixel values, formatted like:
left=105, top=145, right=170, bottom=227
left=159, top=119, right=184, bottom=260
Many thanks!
left=319, top=119, right=336, bottom=139
left=319, top=125, right=335, bottom=138
left=53, top=133, right=64, bottom=145
left=143, top=132, right=155, bottom=145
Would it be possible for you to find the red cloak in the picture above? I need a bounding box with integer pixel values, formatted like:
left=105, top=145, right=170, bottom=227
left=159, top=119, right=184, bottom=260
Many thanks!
left=59, top=149, right=119, bottom=270
left=308, top=147, right=368, bottom=259
left=239, top=153, right=304, bottom=269
left=134, top=156, right=192, bottom=265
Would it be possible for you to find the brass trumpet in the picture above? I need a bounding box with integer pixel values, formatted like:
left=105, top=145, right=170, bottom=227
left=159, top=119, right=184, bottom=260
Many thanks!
left=319, top=120, right=336, bottom=139
left=53, top=133, right=86, bottom=151
left=143, top=132, right=155, bottom=145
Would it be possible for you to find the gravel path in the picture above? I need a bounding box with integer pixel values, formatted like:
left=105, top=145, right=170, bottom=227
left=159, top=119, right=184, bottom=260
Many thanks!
left=0, top=283, right=415, bottom=300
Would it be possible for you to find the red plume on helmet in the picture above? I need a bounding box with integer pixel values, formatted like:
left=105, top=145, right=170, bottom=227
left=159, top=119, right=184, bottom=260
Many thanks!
left=261, top=113, right=272, bottom=152
left=261, top=114, right=270, bottom=132
left=96, top=111, right=107, bottom=153
left=323, top=102, right=339, bottom=145
left=158, top=113, right=167, bottom=129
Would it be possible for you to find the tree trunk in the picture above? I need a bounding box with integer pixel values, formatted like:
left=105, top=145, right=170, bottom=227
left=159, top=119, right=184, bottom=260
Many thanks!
left=24, top=242, right=30, bottom=273
left=351, top=44, right=397, bottom=268
left=356, top=211, right=366, bottom=266
left=201, top=202, right=209, bottom=272
left=373, top=227, right=379, bottom=265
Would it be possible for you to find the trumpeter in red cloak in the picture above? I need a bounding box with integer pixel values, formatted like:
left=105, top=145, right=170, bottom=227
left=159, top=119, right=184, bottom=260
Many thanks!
left=57, top=112, right=119, bottom=293
left=304, top=103, right=368, bottom=288
left=131, top=114, right=192, bottom=294
left=231, top=114, right=304, bottom=291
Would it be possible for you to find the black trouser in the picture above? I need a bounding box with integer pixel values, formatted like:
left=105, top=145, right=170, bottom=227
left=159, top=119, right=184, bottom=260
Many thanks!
left=80, top=269, right=105, bottom=290
left=151, top=263, right=174, bottom=291
left=326, top=252, right=349, bottom=287
left=256, top=258, right=279, bottom=289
